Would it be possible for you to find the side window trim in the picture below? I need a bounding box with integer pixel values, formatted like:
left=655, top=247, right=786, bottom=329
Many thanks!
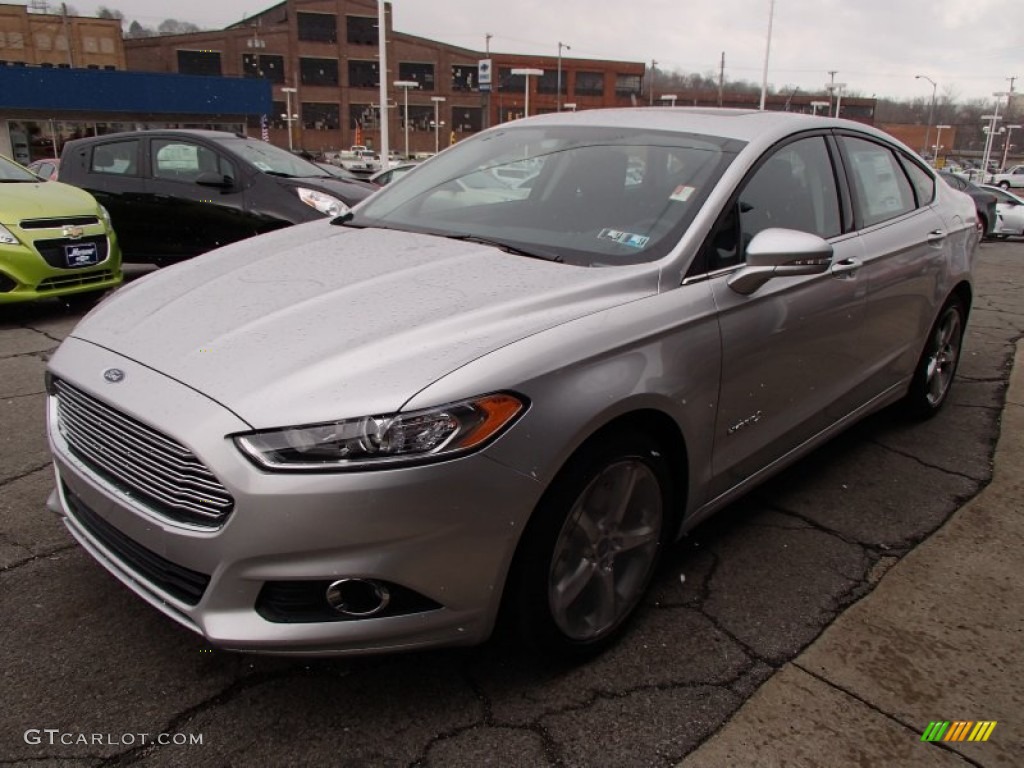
left=833, top=132, right=921, bottom=231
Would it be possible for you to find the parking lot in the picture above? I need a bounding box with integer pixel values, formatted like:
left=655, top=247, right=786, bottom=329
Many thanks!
left=2, top=241, right=1021, bottom=767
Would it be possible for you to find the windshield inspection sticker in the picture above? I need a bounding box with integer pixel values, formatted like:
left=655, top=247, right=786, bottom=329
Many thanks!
left=670, top=185, right=696, bottom=202
left=599, top=229, right=650, bottom=249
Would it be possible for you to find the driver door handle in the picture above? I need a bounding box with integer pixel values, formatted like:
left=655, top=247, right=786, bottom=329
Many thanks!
left=831, top=257, right=863, bottom=277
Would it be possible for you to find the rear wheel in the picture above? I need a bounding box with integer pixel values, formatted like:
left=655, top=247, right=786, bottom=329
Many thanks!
left=509, top=429, right=671, bottom=658
left=902, top=297, right=966, bottom=419
left=999, top=181, right=1011, bottom=190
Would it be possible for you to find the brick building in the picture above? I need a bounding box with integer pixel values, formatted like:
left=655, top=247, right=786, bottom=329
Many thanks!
left=0, top=2, right=124, bottom=70
left=121, top=0, right=646, bottom=155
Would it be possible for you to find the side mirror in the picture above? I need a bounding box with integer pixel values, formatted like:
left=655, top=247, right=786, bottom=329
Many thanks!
left=195, top=171, right=234, bottom=189
left=728, top=228, right=833, bottom=295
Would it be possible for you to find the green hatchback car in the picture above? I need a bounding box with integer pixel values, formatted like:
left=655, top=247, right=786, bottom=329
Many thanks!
left=1, top=154, right=122, bottom=305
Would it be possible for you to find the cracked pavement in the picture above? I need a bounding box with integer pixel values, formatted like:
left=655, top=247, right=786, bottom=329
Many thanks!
left=2, top=245, right=1022, bottom=766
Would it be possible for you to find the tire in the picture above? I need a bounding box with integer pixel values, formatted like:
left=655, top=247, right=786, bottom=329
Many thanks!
left=508, top=428, right=672, bottom=658
left=902, top=297, right=966, bottom=419
left=999, top=181, right=1011, bottom=190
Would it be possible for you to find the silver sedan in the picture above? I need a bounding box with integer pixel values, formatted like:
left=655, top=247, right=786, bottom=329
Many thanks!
left=46, top=109, right=978, bottom=657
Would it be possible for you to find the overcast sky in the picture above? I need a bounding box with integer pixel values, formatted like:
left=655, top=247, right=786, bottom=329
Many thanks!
left=81, top=0, right=1023, bottom=103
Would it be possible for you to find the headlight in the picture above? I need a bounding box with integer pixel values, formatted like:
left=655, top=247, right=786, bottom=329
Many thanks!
left=235, top=393, right=526, bottom=471
left=99, top=205, right=113, bottom=229
left=0, top=224, right=21, bottom=246
left=295, top=187, right=350, bottom=217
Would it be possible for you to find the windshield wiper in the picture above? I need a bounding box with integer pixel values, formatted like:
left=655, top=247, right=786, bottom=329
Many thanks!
left=442, top=234, right=563, bottom=263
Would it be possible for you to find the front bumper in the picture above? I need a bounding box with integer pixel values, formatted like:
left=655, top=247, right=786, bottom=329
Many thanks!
left=0, top=234, right=122, bottom=303
left=46, top=338, right=542, bottom=655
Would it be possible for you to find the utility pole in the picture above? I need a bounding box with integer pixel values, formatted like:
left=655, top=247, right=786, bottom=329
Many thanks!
left=649, top=59, right=657, bottom=106
left=61, top=2, right=75, bottom=68
left=483, top=33, right=492, bottom=129
left=827, top=70, right=837, bottom=115
left=1007, top=75, right=1018, bottom=120
left=717, top=52, right=725, bottom=107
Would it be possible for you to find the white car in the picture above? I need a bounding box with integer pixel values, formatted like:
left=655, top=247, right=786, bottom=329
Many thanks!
left=981, top=184, right=1024, bottom=237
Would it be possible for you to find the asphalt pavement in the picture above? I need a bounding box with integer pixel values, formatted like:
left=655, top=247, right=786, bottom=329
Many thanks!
left=1, top=245, right=1022, bottom=767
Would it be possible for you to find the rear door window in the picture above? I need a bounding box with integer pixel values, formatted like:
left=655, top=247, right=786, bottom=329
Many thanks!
left=842, top=137, right=916, bottom=228
left=89, top=140, right=140, bottom=176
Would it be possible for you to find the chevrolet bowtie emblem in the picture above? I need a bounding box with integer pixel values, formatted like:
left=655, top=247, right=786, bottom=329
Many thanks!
left=63, top=225, right=85, bottom=239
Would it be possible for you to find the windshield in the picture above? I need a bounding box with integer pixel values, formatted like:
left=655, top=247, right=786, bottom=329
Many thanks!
left=0, top=155, right=42, bottom=182
left=221, top=139, right=330, bottom=179
left=352, top=125, right=741, bottom=266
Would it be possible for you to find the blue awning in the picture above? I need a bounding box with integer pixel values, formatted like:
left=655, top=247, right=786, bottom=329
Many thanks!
left=0, top=67, right=271, bottom=115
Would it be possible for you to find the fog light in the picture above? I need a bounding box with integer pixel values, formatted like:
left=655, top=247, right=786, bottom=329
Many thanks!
left=325, top=578, right=391, bottom=617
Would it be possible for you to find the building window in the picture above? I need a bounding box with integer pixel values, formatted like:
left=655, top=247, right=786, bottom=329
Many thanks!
left=55, top=35, right=69, bottom=52
left=177, top=50, right=222, bottom=77
left=243, top=53, right=285, bottom=83
left=348, top=60, right=378, bottom=89
left=453, top=106, right=482, bottom=133
left=297, top=12, right=337, bottom=44
left=497, top=68, right=525, bottom=93
left=397, top=62, right=434, bottom=91
left=346, top=15, right=377, bottom=45
left=300, top=57, right=339, bottom=87
left=452, top=64, right=477, bottom=92
left=100, top=37, right=115, bottom=54
left=575, top=71, right=605, bottom=96
left=350, top=103, right=380, bottom=131
left=537, top=69, right=566, bottom=95
left=616, top=73, right=642, bottom=97
left=399, top=105, right=434, bottom=132
left=267, top=100, right=287, bottom=129
left=34, top=33, right=52, bottom=51
left=81, top=36, right=97, bottom=53
left=8, top=32, right=23, bottom=50
left=103, top=65, right=116, bottom=70
left=303, top=102, right=340, bottom=130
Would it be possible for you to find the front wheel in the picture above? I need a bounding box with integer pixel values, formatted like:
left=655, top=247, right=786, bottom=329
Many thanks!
left=508, top=429, right=672, bottom=658
left=998, top=181, right=1011, bottom=190
left=902, top=298, right=966, bottom=419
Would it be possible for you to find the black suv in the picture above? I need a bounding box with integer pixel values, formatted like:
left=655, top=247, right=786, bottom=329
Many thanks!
left=59, top=130, right=376, bottom=265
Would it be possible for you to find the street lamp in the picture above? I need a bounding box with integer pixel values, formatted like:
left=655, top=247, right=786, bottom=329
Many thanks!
left=393, top=80, right=418, bottom=159
left=810, top=100, right=829, bottom=116
left=510, top=68, right=543, bottom=117
left=981, top=92, right=1010, bottom=179
left=281, top=86, right=297, bottom=151
left=933, top=124, right=951, bottom=165
left=915, top=75, right=938, bottom=158
left=431, top=95, right=446, bottom=154
left=1001, top=124, right=1022, bottom=171
left=557, top=41, right=570, bottom=111
left=759, top=0, right=776, bottom=111
left=824, top=82, right=847, bottom=118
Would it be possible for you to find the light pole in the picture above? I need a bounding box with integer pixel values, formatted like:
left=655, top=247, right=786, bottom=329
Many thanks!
left=981, top=92, right=1010, bottom=180
left=431, top=95, right=446, bottom=154
left=933, top=124, right=951, bottom=165
left=393, top=80, right=418, bottom=159
left=510, top=68, right=543, bottom=117
left=557, top=41, right=570, bottom=111
left=759, top=0, right=775, bottom=111
left=1001, top=124, right=1022, bottom=171
left=825, top=82, right=847, bottom=118
left=649, top=59, right=657, bottom=106
left=281, top=86, right=297, bottom=151
left=377, top=0, right=390, bottom=171
left=810, top=100, right=829, bottom=116
left=915, top=75, right=937, bottom=157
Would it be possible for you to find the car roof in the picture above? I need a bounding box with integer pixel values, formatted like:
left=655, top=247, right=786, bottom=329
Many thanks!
left=66, top=129, right=247, bottom=145
left=516, top=107, right=895, bottom=147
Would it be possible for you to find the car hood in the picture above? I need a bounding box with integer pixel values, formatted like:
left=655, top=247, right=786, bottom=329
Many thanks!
left=0, top=181, right=99, bottom=223
left=71, top=222, right=656, bottom=428
left=276, top=176, right=375, bottom=204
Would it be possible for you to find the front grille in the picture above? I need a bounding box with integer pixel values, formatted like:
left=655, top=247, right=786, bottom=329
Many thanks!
left=54, top=379, right=234, bottom=528
left=37, top=270, right=115, bottom=291
left=20, top=215, right=101, bottom=230
left=33, top=235, right=109, bottom=269
left=63, top=483, right=210, bottom=605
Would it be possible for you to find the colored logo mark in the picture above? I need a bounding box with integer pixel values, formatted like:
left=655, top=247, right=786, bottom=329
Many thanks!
left=921, top=721, right=997, bottom=742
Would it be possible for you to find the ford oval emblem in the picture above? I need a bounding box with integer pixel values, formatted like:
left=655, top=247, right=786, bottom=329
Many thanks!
left=103, top=368, right=125, bottom=383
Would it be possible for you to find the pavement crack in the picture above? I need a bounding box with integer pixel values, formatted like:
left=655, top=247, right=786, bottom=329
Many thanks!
left=791, top=663, right=986, bottom=768
left=868, top=440, right=986, bottom=484
left=763, top=503, right=868, bottom=550
left=20, top=324, right=67, bottom=346
left=1, top=543, right=77, bottom=573
left=0, top=463, right=52, bottom=489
